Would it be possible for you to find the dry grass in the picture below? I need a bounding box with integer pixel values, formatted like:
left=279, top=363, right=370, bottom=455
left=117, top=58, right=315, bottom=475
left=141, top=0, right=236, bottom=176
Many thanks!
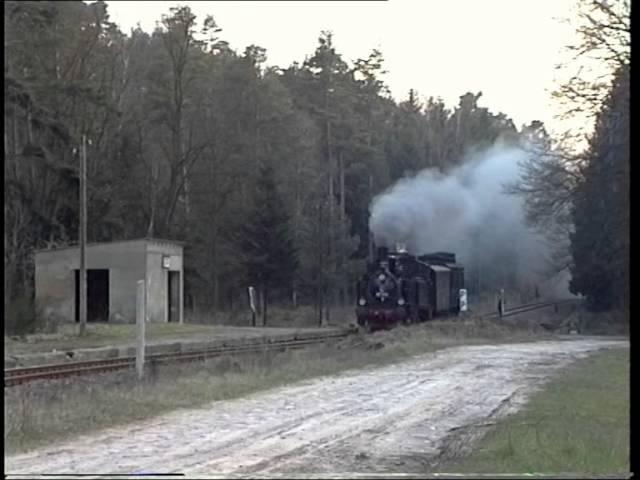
left=4, top=295, right=535, bottom=357
left=186, top=304, right=355, bottom=328
left=5, top=323, right=225, bottom=356
left=4, top=306, right=355, bottom=356
left=4, top=316, right=551, bottom=454
left=574, top=309, right=629, bottom=335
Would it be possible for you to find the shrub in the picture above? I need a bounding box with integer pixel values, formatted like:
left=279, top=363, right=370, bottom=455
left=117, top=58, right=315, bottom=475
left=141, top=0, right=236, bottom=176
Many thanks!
left=4, top=297, right=60, bottom=336
left=4, top=297, right=36, bottom=336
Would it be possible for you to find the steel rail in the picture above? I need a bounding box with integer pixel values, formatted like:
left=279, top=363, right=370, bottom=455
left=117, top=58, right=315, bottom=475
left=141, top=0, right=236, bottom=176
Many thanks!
left=5, top=300, right=578, bottom=387
left=4, top=332, right=352, bottom=387
left=483, top=299, right=578, bottom=319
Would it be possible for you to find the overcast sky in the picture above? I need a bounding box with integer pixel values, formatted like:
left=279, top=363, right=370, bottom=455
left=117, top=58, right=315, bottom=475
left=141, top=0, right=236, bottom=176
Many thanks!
left=105, top=0, right=582, bottom=135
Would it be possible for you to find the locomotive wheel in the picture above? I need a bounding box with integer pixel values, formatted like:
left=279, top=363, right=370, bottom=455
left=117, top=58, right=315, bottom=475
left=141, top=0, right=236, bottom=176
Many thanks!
left=403, top=310, right=417, bottom=326
left=359, top=322, right=372, bottom=334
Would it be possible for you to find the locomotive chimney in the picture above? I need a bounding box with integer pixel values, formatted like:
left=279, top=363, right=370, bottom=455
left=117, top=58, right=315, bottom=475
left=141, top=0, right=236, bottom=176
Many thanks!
left=377, top=246, right=389, bottom=261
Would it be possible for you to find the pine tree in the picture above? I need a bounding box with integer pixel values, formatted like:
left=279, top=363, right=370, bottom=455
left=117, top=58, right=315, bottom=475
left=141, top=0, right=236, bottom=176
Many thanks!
left=569, top=64, right=629, bottom=311
left=241, top=163, right=298, bottom=325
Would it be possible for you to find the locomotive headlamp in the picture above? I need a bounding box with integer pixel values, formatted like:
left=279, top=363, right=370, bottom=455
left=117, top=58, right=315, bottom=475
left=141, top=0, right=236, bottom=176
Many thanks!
left=397, top=298, right=405, bottom=306
left=378, top=274, right=386, bottom=281
left=359, top=298, right=366, bottom=306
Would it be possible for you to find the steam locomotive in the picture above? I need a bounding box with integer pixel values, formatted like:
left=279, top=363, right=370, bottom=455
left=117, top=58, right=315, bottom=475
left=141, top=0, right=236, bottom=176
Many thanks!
left=355, top=245, right=465, bottom=331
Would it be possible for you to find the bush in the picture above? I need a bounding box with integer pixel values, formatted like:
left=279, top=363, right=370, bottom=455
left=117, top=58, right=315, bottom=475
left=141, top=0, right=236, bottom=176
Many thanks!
left=578, top=310, right=629, bottom=335
left=4, top=297, right=60, bottom=336
left=4, top=297, right=37, bottom=336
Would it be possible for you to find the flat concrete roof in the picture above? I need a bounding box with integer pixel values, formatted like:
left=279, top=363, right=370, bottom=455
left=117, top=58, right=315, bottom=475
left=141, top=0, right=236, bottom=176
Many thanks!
left=35, top=237, right=185, bottom=254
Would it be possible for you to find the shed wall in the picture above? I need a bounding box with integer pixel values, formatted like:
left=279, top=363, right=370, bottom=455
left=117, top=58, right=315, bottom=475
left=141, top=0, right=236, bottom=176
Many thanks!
left=145, top=242, right=183, bottom=323
left=36, top=240, right=147, bottom=323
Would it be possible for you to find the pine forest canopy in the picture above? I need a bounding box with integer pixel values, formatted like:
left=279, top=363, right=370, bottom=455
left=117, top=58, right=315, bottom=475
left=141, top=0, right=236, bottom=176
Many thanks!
left=4, top=0, right=629, bottom=331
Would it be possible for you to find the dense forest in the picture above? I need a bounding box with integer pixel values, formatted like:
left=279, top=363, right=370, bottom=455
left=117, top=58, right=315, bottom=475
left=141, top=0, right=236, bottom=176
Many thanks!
left=4, top=1, right=629, bottom=330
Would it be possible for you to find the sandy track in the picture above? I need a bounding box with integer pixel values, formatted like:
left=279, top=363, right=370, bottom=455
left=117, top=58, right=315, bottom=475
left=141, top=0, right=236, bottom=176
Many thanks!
left=5, top=338, right=626, bottom=477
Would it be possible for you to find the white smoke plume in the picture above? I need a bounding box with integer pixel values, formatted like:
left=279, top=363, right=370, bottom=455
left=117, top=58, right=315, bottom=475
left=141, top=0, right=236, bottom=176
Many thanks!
left=369, top=141, right=574, bottom=299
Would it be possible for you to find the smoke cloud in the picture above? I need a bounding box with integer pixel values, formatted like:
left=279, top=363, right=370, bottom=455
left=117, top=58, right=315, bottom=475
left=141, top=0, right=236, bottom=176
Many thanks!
left=369, top=141, right=574, bottom=299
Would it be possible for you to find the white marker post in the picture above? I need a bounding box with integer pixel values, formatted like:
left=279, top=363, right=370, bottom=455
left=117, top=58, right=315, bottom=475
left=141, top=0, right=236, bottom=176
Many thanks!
left=136, top=280, right=146, bottom=380
left=459, top=289, right=468, bottom=313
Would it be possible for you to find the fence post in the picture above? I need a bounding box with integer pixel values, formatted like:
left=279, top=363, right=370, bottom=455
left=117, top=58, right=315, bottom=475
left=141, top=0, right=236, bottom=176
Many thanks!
left=136, top=280, right=146, bottom=380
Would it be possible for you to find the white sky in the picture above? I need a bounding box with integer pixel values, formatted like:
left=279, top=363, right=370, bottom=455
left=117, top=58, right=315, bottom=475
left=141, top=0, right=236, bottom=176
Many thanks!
left=105, top=0, right=583, bottom=135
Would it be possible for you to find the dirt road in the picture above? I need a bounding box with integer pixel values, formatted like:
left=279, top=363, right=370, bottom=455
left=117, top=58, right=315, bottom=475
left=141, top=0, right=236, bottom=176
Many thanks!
left=5, top=338, right=626, bottom=477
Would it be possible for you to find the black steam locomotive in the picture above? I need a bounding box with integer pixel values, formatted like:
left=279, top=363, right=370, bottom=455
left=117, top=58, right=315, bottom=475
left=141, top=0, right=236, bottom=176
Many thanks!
left=356, top=245, right=465, bottom=331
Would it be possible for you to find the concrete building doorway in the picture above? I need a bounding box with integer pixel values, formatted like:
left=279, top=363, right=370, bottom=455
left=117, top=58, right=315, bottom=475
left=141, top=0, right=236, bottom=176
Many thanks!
left=168, top=271, right=180, bottom=322
left=75, top=269, right=109, bottom=322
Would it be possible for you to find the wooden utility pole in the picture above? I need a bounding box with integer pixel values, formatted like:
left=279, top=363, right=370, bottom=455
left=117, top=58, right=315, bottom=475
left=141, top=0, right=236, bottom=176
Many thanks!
left=79, top=135, right=87, bottom=336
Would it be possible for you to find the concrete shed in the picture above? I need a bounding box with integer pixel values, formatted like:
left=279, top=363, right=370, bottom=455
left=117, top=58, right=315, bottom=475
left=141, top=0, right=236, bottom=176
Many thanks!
left=35, top=238, right=184, bottom=324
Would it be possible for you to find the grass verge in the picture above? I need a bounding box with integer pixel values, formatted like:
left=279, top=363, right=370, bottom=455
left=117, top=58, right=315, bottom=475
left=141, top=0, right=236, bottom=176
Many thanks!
left=5, top=323, right=226, bottom=355
left=4, top=320, right=336, bottom=356
left=3, top=297, right=521, bottom=356
left=437, top=346, right=629, bottom=476
left=5, top=317, right=552, bottom=454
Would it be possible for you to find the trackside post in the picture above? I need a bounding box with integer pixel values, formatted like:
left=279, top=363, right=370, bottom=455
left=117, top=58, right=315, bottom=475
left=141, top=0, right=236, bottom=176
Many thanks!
left=497, top=288, right=505, bottom=317
left=248, top=286, right=257, bottom=327
left=136, top=280, right=146, bottom=379
left=459, top=289, right=468, bottom=312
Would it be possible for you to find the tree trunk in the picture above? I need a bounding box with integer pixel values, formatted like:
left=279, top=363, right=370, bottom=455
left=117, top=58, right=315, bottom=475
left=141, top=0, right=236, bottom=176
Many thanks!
left=339, top=150, right=345, bottom=223
left=325, top=83, right=334, bottom=323
left=322, top=285, right=330, bottom=326
left=338, top=150, right=346, bottom=307
left=292, top=284, right=297, bottom=309
left=368, top=173, right=374, bottom=259
left=5, top=260, right=15, bottom=310
left=262, top=286, right=268, bottom=327
left=146, top=158, right=157, bottom=237
left=213, top=272, right=220, bottom=313
left=183, top=164, right=190, bottom=226
left=212, top=220, right=220, bottom=311
left=317, top=284, right=324, bottom=327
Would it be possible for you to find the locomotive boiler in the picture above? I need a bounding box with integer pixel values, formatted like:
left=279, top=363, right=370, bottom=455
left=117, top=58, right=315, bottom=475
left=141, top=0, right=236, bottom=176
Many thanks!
left=355, top=245, right=465, bottom=331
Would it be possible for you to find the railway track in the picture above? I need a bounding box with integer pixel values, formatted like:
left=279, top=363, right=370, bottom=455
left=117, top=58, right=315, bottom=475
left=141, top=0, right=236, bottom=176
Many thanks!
left=4, top=331, right=351, bottom=387
left=4, top=300, right=579, bottom=387
left=482, top=298, right=579, bottom=320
